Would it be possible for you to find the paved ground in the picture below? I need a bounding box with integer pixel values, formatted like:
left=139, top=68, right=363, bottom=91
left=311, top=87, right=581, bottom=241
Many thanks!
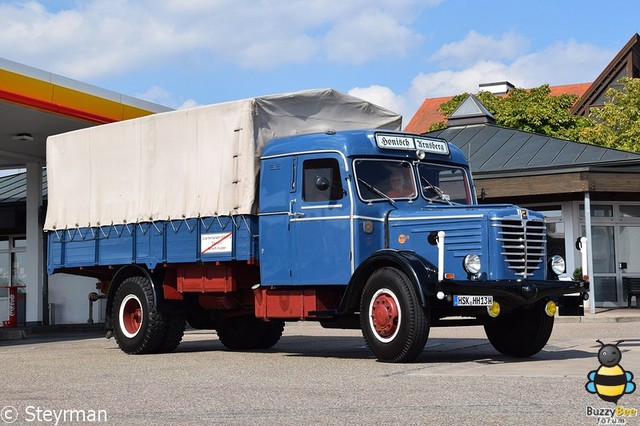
left=3, top=306, right=638, bottom=342
left=0, top=314, right=639, bottom=425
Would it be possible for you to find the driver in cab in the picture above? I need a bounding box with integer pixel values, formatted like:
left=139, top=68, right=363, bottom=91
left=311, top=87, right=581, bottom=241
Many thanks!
left=385, top=167, right=414, bottom=198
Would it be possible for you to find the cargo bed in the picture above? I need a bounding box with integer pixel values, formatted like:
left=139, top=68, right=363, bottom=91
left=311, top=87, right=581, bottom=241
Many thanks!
left=47, top=215, right=258, bottom=274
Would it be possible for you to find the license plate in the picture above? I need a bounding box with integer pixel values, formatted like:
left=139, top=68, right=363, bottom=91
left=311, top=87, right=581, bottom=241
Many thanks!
left=453, top=295, right=493, bottom=307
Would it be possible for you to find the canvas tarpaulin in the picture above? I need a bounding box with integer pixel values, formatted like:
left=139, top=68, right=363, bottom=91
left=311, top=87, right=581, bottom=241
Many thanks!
left=44, top=88, right=402, bottom=230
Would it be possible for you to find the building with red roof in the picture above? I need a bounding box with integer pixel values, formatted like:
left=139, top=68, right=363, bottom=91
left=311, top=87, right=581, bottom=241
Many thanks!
left=406, top=34, right=640, bottom=134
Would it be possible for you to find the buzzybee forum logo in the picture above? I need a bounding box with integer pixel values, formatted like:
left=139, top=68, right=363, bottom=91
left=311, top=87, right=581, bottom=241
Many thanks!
left=584, top=340, right=637, bottom=424
left=586, top=340, right=636, bottom=403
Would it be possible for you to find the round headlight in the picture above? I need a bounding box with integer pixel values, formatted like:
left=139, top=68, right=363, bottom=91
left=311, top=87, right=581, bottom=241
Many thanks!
left=463, top=254, right=481, bottom=275
left=549, top=255, right=565, bottom=275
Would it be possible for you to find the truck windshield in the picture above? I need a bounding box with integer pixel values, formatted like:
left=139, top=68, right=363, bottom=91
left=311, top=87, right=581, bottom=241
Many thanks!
left=354, top=159, right=416, bottom=202
left=417, top=163, right=471, bottom=204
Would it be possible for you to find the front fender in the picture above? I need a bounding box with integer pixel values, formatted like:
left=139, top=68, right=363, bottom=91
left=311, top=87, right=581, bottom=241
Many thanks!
left=339, top=249, right=438, bottom=314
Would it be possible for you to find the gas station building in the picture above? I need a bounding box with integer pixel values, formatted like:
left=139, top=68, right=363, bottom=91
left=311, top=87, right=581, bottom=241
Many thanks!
left=0, top=58, right=171, bottom=325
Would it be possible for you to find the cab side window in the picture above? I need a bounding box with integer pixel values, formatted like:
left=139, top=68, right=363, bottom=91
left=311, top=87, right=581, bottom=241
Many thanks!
left=303, top=158, right=343, bottom=202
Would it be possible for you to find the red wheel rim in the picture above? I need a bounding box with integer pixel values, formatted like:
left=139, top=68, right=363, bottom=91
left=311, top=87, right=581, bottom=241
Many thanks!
left=370, top=290, right=399, bottom=340
left=120, top=295, right=143, bottom=337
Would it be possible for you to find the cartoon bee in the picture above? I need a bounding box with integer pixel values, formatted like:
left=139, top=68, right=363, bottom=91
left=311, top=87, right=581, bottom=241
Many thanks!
left=586, top=340, right=636, bottom=403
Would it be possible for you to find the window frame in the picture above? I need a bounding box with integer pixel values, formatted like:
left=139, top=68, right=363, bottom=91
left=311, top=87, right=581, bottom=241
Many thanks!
left=353, top=158, right=417, bottom=203
left=416, top=162, right=472, bottom=205
left=302, top=157, right=344, bottom=203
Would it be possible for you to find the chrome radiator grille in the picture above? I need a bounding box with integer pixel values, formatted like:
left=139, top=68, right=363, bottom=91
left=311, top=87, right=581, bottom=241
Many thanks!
left=493, top=219, right=546, bottom=278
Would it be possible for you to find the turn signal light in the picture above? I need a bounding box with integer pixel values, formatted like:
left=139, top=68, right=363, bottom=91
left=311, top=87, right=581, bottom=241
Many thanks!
left=545, top=300, right=557, bottom=317
left=487, top=301, right=500, bottom=318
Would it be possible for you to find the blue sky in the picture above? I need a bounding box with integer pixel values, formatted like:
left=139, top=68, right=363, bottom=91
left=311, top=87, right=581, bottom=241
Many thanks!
left=1, top=0, right=639, bottom=123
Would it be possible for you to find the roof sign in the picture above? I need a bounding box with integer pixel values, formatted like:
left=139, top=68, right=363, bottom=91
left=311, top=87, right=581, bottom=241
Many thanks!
left=375, top=133, right=449, bottom=155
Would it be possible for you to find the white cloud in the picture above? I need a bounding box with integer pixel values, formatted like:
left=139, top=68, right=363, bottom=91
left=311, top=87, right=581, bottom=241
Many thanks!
left=410, top=61, right=511, bottom=98
left=234, top=35, right=319, bottom=70
left=430, top=30, right=529, bottom=68
left=0, top=1, right=201, bottom=79
left=136, top=85, right=197, bottom=110
left=0, top=2, right=616, bottom=129
left=415, top=35, right=612, bottom=100
left=507, top=39, right=612, bottom=86
left=324, top=10, right=423, bottom=65
left=349, top=85, right=406, bottom=115
left=362, top=36, right=615, bottom=125
left=0, top=0, right=433, bottom=78
left=177, top=99, right=199, bottom=109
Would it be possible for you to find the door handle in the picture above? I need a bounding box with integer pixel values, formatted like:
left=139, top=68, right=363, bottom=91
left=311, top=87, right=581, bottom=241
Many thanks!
left=288, top=199, right=305, bottom=218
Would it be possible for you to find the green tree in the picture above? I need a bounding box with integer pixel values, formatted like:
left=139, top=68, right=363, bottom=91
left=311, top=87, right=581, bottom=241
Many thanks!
left=580, top=77, right=640, bottom=152
left=429, top=84, right=593, bottom=142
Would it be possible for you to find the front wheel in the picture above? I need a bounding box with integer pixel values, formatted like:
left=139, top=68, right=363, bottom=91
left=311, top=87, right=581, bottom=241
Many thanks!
left=360, top=267, right=429, bottom=363
left=112, top=276, right=168, bottom=354
left=484, top=300, right=554, bottom=357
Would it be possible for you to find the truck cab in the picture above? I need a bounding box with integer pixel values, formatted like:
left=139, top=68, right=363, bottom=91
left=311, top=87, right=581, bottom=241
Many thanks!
left=260, top=129, right=477, bottom=284
left=257, top=129, right=588, bottom=362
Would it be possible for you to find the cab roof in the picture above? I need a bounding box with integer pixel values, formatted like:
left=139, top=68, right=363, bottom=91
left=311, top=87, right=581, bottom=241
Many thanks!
left=261, top=129, right=469, bottom=165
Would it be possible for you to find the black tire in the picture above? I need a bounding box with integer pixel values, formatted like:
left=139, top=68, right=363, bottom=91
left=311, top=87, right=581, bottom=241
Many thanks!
left=253, top=319, right=285, bottom=350
left=156, top=314, right=186, bottom=353
left=186, top=308, right=217, bottom=330
left=484, top=300, right=554, bottom=357
left=360, top=267, right=429, bottom=363
left=112, top=276, right=168, bottom=354
left=217, top=316, right=285, bottom=350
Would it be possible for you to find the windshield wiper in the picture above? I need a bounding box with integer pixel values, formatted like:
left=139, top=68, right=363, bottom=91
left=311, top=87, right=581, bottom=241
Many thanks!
left=357, top=177, right=395, bottom=205
left=420, top=177, right=453, bottom=205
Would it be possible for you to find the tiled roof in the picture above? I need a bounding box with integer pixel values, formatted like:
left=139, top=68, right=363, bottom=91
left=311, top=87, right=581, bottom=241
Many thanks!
left=405, top=82, right=592, bottom=134
left=404, top=96, right=452, bottom=134
left=549, top=82, right=591, bottom=97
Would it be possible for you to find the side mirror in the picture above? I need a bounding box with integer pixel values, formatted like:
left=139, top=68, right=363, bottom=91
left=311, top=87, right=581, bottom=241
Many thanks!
left=315, top=177, right=330, bottom=191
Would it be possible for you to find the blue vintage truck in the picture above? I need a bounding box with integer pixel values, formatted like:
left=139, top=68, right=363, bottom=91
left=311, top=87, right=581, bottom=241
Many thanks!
left=45, top=89, right=588, bottom=362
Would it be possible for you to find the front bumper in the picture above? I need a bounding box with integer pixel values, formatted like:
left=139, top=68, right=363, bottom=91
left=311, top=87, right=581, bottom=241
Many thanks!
left=436, top=279, right=589, bottom=308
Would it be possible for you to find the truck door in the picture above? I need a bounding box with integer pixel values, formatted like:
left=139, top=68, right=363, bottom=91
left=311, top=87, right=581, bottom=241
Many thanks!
left=289, top=155, right=352, bottom=285
left=258, top=156, right=296, bottom=285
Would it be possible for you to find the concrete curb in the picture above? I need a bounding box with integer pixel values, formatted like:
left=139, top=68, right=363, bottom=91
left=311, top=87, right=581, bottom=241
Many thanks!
left=0, top=323, right=105, bottom=342
left=0, top=329, right=26, bottom=341
left=557, top=315, right=640, bottom=324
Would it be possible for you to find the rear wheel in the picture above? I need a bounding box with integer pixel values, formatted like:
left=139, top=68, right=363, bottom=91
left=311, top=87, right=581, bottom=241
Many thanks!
left=484, top=300, right=554, bottom=357
left=360, top=267, right=429, bottom=363
left=156, top=314, right=186, bottom=353
left=217, top=315, right=285, bottom=350
left=112, top=276, right=168, bottom=354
